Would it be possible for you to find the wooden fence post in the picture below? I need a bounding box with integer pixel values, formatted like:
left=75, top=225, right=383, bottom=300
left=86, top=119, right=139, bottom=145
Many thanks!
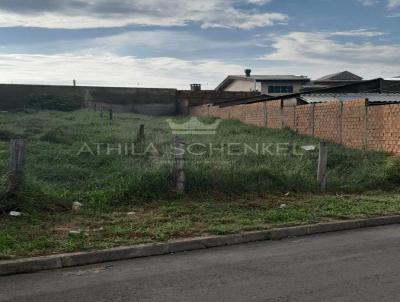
left=8, top=139, right=26, bottom=192
left=317, top=141, right=328, bottom=192
left=174, top=137, right=185, bottom=194
left=136, top=124, right=145, bottom=143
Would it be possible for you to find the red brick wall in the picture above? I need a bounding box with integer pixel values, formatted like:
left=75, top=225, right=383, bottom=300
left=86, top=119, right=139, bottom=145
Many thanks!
left=190, top=104, right=209, bottom=117
left=314, top=101, right=342, bottom=144
left=266, top=100, right=282, bottom=129
left=243, top=102, right=266, bottom=127
left=382, top=104, right=400, bottom=154
left=342, top=100, right=366, bottom=149
left=295, top=105, right=313, bottom=136
left=230, top=104, right=245, bottom=122
left=367, top=105, right=384, bottom=151
left=189, top=100, right=400, bottom=155
left=282, top=106, right=296, bottom=130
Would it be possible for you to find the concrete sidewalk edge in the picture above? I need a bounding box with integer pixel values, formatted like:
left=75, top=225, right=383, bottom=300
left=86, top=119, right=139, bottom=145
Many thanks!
left=1, top=215, right=400, bottom=276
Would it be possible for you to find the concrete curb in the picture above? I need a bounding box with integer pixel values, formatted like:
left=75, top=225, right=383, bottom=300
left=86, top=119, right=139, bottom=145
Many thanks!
left=1, top=215, right=400, bottom=276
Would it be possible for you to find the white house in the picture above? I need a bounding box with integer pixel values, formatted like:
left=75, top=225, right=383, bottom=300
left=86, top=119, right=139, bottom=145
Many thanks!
left=215, top=69, right=310, bottom=96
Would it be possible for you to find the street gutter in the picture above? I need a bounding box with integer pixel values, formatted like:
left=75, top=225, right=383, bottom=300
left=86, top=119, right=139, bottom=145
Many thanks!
left=1, top=215, right=400, bottom=276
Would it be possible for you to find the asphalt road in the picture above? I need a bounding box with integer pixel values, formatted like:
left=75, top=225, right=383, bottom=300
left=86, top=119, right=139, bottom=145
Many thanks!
left=1, top=225, right=400, bottom=302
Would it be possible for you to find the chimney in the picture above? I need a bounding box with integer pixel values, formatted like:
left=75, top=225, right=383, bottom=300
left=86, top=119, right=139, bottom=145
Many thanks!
left=190, top=84, right=201, bottom=91
left=245, top=69, right=252, bottom=77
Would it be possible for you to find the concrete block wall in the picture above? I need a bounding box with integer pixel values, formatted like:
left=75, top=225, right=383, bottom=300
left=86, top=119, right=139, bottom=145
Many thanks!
left=190, top=98, right=400, bottom=155
left=0, top=84, right=177, bottom=115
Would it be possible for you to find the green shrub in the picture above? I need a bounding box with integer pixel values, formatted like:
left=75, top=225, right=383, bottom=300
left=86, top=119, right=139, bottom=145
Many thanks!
left=27, top=95, right=82, bottom=112
left=385, top=156, right=400, bottom=183
left=0, top=129, right=15, bottom=141
left=40, top=128, right=71, bottom=144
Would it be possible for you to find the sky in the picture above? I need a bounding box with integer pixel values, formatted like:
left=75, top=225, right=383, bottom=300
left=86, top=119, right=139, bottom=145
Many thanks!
left=0, top=0, right=399, bottom=89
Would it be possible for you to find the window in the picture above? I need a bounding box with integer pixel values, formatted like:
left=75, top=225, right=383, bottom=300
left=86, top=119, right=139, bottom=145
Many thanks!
left=268, top=86, right=294, bottom=94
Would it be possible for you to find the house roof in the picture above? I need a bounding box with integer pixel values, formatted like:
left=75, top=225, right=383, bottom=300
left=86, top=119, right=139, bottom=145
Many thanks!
left=265, top=78, right=400, bottom=101
left=316, top=71, right=363, bottom=82
left=299, top=93, right=400, bottom=104
left=216, top=78, right=400, bottom=107
left=215, top=75, right=310, bottom=91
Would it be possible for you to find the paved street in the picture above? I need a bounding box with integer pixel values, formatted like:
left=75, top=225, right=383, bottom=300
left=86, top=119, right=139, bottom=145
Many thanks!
left=1, top=225, right=400, bottom=302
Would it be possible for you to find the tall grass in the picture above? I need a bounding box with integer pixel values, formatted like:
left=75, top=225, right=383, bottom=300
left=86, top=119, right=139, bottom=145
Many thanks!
left=0, top=109, right=395, bottom=209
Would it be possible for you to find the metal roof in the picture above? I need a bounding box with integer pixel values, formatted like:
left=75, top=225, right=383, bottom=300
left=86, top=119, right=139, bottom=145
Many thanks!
left=299, top=93, right=400, bottom=104
left=316, top=71, right=363, bottom=82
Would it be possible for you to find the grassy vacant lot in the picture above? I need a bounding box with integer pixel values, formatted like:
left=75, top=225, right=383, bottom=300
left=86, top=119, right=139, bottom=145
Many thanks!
left=1, top=192, right=400, bottom=259
left=0, top=109, right=399, bottom=258
left=0, top=109, right=396, bottom=206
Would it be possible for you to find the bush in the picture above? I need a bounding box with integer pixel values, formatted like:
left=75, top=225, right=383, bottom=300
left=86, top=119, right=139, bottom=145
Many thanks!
left=40, top=128, right=71, bottom=144
left=0, top=129, right=15, bottom=141
left=27, top=95, right=82, bottom=112
left=385, top=156, right=400, bottom=184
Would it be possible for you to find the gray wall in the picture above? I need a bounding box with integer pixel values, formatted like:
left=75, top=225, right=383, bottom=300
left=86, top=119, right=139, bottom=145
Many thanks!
left=0, top=84, right=177, bottom=115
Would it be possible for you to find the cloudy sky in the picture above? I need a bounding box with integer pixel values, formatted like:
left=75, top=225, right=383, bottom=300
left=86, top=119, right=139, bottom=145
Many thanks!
left=0, top=0, right=399, bottom=89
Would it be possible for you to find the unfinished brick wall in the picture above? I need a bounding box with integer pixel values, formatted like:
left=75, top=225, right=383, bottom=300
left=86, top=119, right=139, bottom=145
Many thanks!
left=230, top=104, right=245, bottom=122
left=314, top=101, right=342, bottom=143
left=382, top=104, right=400, bottom=154
left=190, top=104, right=209, bottom=117
left=295, top=105, right=314, bottom=136
left=282, top=106, right=296, bottom=130
left=266, top=100, right=283, bottom=129
left=243, top=102, right=266, bottom=127
left=367, top=105, right=384, bottom=151
left=342, top=100, right=367, bottom=149
left=208, top=105, right=221, bottom=118
left=189, top=100, right=400, bottom=155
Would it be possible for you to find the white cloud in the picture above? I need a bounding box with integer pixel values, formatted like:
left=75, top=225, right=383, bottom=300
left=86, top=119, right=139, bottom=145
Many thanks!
left=358, top=0, right=400, bottom=9
left=0, top=0, right=287, bottom=29
left=358, top=0, right=380, bottom=6
left=0, top=53, right=246, bottom=89
left=83, top=30, right=253, bottom=54
left=330, top=29, right=387, bottom=37
left=260, top=31, right=400, bottom=79
left=388, top=0, right=400, bottom=8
